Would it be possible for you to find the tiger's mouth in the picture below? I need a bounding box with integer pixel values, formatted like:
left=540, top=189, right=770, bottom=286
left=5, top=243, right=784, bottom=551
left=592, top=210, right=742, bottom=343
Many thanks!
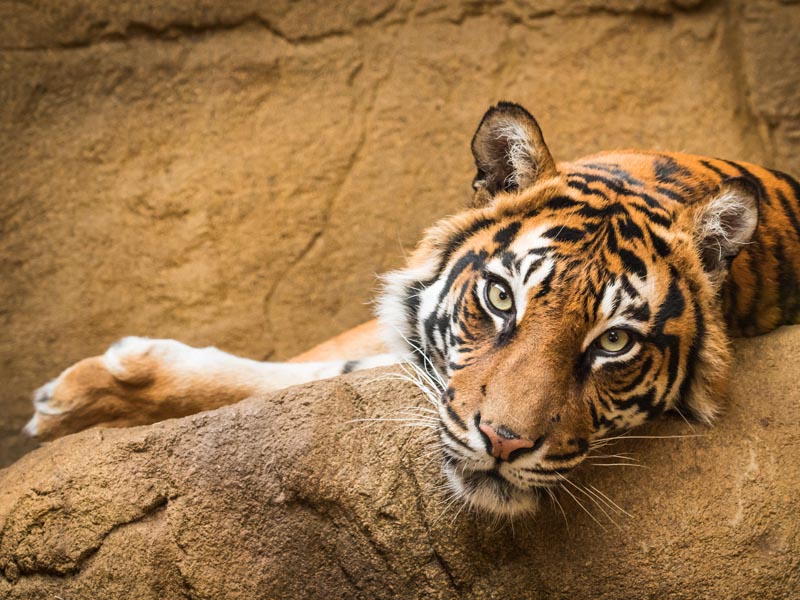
left=443, top=458, right=545, bottom=517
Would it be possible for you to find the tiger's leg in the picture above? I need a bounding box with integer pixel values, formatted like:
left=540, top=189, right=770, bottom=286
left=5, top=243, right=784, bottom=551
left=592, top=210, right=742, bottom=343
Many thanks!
left=25, top=320, right=396, bottom=440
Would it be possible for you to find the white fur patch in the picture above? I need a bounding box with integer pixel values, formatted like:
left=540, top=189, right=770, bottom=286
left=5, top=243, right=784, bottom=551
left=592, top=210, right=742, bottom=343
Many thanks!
left=496, top=121, right=540, bottom=190
left=698, top=192, right=757, bottom=254
left=508, top=224, right=552, bottom=256
left=22, top=412, right=39, bottom=437
left=377, top=256, right=442, bottom=362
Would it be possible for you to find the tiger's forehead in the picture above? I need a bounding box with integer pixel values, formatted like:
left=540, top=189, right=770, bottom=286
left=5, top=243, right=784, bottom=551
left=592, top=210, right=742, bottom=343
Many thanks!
left=482, top=219, right=659, bottom=292
left=434, top=169, right=682, bottom=309
left=470, top=208, right=667, bottom=325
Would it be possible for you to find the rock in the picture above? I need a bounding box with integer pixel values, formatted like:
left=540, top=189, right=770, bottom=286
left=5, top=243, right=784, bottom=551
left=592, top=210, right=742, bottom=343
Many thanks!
left=739, top=0, right=800, bottom=175
left=1, top=326, right=799, bottom=599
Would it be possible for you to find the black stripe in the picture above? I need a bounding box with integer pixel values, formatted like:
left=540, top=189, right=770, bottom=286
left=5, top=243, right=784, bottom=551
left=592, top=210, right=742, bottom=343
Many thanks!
left=543, top=225, right=585, bottom=242
left=622, top=303, right=651, bottom=322
left=605, top=222, right=619, bottom=253
left=619, top=274, right=640, bottom=299
left=494, top=322, right=517, bottom=348
left=580, top=162, right=645, bottom=188
left=628, top=203, right=672, bottom=228
left=775, top=188, right=800, bottom=242
left=544, top=195, right=583, bottom=210
left=738, top=244, right=762, bottom=335
left=523, top=257, right=545, bottom=285
left=654, top=185, right=687, bottom=203
left=534, top=267, right=556, bottom=298
left=522, top=466, right=574, bottom=475
left=775, top=238, right=800, bottom=324
left=341, top=360, right=359, bottom=374
left=440, top=426, right=472, bottom=450
left=615, top=355, right=653, bottom=394
left=439, top=217, right=495, bottom=273
left=652, top=272, right=686, bottom=403
left=567, top=178, right=609, bottom=199
left=646, top=225, right=672, bottom=258
left=675, top=297, right=705, bottom=416
left=578, top=202, right=629, bottom=220
left=543, top=449, right=588, bottom=463
left=699, top=158, right=730, bottom=179
left=617, top=248, right=648, bottom=280
left=721, top=160, right=770, bottom=206
left=654, top=156, right=693, bottom=185
left=493, top=221, right=521, bottom=251
left=445, top=404, right=468, bottom=431
left=588, top=398, right=601, bottom=429
left=615, top=388, right=657, bottom=414
left=618, top=217, right=644, bottom=241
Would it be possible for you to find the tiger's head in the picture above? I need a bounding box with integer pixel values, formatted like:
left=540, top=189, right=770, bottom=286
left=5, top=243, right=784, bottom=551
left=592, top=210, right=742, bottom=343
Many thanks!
left=378, top=103, right=760, bottom=517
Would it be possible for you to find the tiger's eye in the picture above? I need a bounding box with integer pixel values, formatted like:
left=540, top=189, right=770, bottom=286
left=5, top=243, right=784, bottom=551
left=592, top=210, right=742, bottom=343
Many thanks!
left=487, top=281, right=514, bottom=313
left=597, top=329, right=631, bottom=353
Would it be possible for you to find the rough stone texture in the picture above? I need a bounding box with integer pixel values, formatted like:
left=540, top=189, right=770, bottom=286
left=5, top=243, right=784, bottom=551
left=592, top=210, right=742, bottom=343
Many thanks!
left=1, top=327, right=798, bottom=599
left=0, top=0, right=799, bottom=469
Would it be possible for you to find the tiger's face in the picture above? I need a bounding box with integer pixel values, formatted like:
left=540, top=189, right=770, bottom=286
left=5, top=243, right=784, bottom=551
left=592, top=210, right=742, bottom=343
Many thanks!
left=378, top=103, right=759, bottom=517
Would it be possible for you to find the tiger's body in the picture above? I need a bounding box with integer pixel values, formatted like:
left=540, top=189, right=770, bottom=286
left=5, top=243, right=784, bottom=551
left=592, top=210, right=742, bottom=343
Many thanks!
left=25, top=103, right=800, bottom=517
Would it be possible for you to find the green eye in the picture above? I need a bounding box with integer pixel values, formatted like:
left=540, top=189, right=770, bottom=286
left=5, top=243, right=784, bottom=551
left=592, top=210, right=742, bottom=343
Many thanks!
left=486, top=280, right=514, bottom=313
left=596, top=329, right=632, bottom=354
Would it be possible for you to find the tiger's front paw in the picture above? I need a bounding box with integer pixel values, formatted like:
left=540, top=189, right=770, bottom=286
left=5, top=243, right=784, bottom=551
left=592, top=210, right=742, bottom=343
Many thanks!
left=24, top=337, right=172, bottom=440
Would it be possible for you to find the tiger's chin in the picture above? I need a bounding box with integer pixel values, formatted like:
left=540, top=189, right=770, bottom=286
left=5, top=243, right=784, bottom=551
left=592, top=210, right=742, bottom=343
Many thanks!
left=444, top=462, right=542, bottom=518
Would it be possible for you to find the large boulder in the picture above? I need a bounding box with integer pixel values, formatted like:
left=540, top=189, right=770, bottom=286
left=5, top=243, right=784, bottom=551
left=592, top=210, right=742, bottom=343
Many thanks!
left=1, top=327, right=799, bottom=599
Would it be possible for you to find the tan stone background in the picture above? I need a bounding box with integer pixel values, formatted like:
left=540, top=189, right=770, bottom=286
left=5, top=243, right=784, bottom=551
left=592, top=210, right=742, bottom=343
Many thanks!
left=1, top=0, right=799, bottom=468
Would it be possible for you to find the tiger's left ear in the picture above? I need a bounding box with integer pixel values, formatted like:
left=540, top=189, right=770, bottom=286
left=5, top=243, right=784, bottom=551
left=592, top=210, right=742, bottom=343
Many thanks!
left=471, top=102, right=558, bottom=205
left=693, top=177, right=759, bottom=287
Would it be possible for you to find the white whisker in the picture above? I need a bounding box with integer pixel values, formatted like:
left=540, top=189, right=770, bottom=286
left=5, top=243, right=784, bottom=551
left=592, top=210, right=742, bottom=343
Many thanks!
left=592, top=433, right=707, bottom=445
left=557, top=478, right=607, bottom=531
left=587, top=484, right=633, bottom=519
left=559, top=475, right=621, bottom=530
left=586, top=454, right=639, bottom=462
left=546, top=488, right=570, bottom=532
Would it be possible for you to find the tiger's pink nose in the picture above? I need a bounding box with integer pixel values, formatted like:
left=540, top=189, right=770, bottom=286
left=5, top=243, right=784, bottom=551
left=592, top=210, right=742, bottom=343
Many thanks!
left=478, top=423, right=536, bottom=461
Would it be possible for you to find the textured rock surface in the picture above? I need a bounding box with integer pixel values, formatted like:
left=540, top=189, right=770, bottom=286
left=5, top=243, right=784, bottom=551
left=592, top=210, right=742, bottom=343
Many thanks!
left=1, top=327, right=799, bottom=599
left=1, top=1, right=799, bottom=468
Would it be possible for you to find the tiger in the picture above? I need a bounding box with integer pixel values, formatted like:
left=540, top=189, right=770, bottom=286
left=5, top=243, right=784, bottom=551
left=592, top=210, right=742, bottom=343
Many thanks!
left=24, top=102, right=800, bottom=517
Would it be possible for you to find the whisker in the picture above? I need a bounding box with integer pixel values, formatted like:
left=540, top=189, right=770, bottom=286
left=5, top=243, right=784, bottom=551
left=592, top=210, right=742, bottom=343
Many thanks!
left=589, top=462, right=649, bottom=468
left=559, top=476, right=621, bottom=530
left=432, top=489, right=464, bottom=527
left=556, top=478, right=607, bottom=531
left=379, top=370, right=440, bottom=407
left=546, top=488, right=570, bottom=532
left=587, top=484, right=633, bottom=519
left=385, top=323, right=447, bottom=391
left=591, top=433, right=707, bottom=445
left=586, top=454, right=639, bottom=462
left=348, top=417, right=439, bottom=424
left=449, top=494, right=470, bottom=525
left=398, top=365, right=445, bottom=406
left=671, top=406, right=696, bottom=431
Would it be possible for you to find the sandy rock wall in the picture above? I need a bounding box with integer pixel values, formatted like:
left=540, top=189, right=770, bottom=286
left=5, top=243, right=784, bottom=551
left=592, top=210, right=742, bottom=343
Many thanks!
left=1, top=0, right=799, bottom=467
left=1, top=327, right=799, bottom=599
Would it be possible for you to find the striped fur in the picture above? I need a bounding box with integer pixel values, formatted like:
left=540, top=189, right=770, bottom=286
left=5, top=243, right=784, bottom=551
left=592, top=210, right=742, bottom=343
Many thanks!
left=378, top=102, right=800, bottom=515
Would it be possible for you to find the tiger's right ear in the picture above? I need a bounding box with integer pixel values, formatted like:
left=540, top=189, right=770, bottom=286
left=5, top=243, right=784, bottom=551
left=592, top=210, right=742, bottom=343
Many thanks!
left=470, top=102, right=558, bottom=205
left=693, top=176, right=759, bottom=289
